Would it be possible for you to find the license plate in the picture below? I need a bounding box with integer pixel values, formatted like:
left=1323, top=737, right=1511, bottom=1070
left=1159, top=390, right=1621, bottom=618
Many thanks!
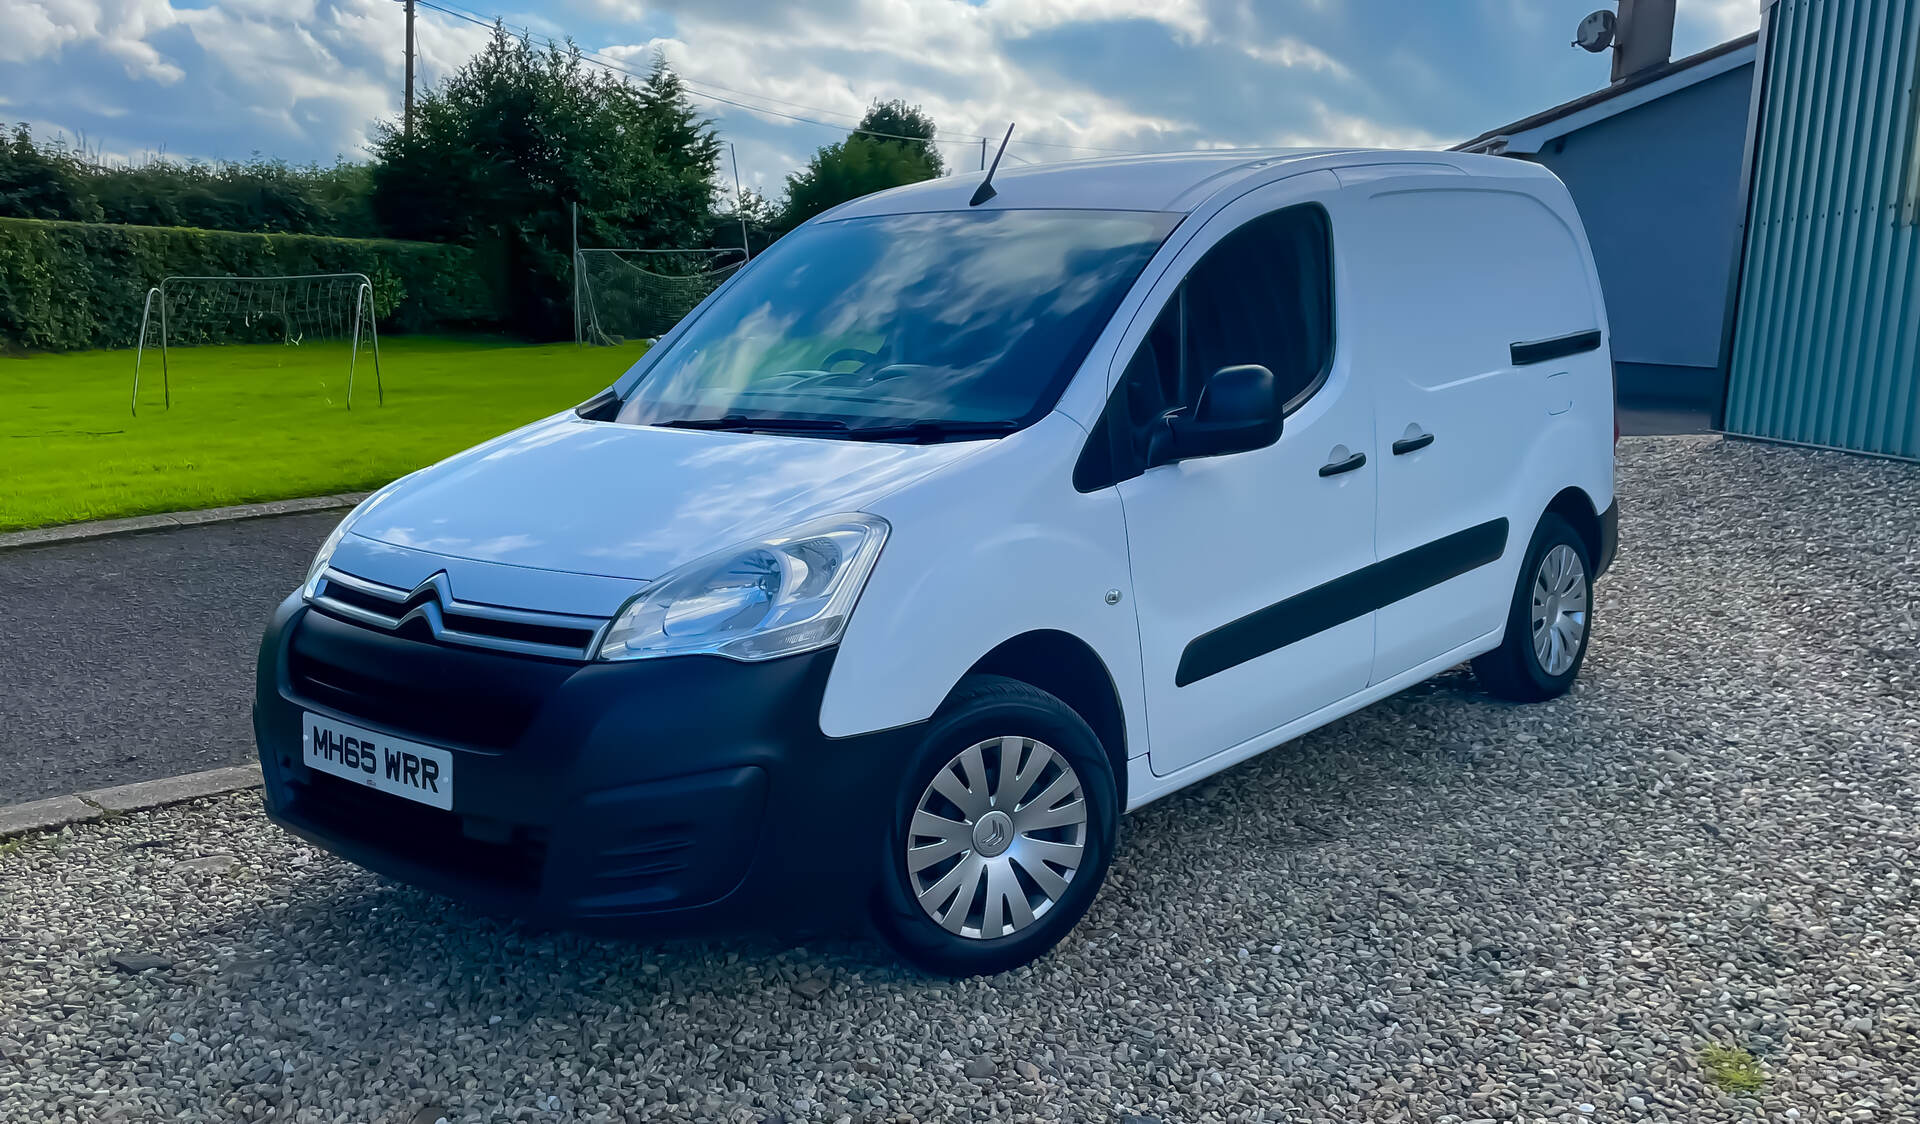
left=301, top=712, right=454, bottom=810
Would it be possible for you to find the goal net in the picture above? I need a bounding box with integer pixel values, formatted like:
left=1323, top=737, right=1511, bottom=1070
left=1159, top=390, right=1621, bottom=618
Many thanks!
left=575, top=248, right=745, bottom=346
left=132, top=273, right=384, bottom=415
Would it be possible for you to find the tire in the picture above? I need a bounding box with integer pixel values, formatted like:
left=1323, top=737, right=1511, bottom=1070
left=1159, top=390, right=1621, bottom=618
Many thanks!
left=1472, top=513, right=1594, bottom=702
left=875, top=675, right=1118, bottom=977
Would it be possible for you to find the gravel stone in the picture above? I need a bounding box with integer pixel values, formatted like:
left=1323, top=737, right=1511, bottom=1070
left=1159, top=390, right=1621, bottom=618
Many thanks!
left=2, top=437, right=1917, bottom=1123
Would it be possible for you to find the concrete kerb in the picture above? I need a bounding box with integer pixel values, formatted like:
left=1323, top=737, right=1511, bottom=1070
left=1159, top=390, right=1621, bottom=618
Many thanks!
left=0, top=494, right=368, bottom=553
left=0, top=765, right=265, bottom=840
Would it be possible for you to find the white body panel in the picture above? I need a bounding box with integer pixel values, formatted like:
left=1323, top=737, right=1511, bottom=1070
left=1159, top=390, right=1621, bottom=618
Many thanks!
left=820, top=413, right=1147, bottom=749
left=323, top=148, right=1615, bottom=817
left=1104, top=174, right=1377, bottom=777
left=818, top=152, right=1613, bottom=794
left=348, top=414, right=982, bottom=582
left=1337, top=177, right=1615, bottom=683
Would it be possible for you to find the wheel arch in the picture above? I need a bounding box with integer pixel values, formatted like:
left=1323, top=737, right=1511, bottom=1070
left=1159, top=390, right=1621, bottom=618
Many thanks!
left=1542, top=485, right=1603, bottom=569
left=959, top=629, right=1130, bottom=808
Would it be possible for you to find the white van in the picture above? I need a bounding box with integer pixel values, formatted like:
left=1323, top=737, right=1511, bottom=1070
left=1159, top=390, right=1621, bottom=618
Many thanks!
left=255, top=149, right=1617, bottom=975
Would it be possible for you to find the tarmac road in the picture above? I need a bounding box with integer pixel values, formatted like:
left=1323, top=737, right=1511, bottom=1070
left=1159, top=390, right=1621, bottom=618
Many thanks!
left=0, top=512, right=338, bottom=803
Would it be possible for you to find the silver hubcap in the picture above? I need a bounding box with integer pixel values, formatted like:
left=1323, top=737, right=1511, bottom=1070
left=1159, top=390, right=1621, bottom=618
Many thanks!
left=907, top=736, right=1088, bottom=941
left=1531, top=543, right=1589, bottom=676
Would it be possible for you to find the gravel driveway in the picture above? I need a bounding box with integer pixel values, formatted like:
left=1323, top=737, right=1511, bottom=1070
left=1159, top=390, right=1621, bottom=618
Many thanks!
left=2, top=436, right=1916, bottom=1124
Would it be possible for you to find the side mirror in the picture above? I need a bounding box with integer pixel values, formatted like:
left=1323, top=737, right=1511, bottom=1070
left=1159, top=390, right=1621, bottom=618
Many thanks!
left=1148, top=364, right=1282, bottom=466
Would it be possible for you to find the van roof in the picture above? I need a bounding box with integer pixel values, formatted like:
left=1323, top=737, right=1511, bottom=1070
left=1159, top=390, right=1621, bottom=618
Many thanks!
left=824, top=148, right=1545, bottom=219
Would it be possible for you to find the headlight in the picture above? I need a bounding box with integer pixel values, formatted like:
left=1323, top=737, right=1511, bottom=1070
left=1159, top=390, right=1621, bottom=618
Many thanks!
left=597, top=513, right=889, bottom=662
left=300, top=515, right=353, bottom=601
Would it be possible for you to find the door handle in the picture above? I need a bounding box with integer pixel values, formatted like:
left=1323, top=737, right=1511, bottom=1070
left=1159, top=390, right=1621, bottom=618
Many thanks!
left=1392, top=432, right=1435, bottom=455
left=1318, top=451, right=1367, bottom=477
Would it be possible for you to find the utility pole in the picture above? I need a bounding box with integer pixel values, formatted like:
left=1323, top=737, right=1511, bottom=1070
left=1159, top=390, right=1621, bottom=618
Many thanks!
left=980, top=137, right=987, bottom=171
left=728, top=142, right=751, bottom=260
left=571, top=202, right=582, bottom=346
left=403, top=0, right=417, bottom=136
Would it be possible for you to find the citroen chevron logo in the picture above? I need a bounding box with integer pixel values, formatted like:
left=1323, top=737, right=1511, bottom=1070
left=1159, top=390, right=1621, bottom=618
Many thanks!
left=403, top=571, right=454, bottom=609
left=318, top=567, right=597, bottom=657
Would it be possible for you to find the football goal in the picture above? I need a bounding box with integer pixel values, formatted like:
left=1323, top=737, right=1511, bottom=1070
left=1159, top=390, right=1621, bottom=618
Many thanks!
left=131, top=273, right=385, bottom=415
left=574, top=248, right=745, bottom=346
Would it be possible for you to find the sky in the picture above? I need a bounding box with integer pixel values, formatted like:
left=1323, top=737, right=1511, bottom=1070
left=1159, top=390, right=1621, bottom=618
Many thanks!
left=3, top=0, right=1761, bottom=206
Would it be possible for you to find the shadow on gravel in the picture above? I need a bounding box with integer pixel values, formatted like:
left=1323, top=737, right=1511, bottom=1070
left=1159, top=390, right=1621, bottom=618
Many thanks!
left=171, top=662, right=1557, bottom=1005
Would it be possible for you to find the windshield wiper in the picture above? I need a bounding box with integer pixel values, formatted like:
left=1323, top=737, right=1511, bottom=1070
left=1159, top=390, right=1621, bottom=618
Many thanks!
left=844, top=419, right=1022, bottom=443
left=656, top=414, right=851, bottom=434
left=655, top=415, right=1020, bottom=442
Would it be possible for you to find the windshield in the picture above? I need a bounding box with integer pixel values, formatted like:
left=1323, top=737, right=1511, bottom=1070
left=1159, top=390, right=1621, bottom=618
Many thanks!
left=613, top=208, right=1180, bottom=438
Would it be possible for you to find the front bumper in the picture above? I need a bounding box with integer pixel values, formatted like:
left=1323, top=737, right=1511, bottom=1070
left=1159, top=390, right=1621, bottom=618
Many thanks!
left=253, top=595, right=923, bottom=934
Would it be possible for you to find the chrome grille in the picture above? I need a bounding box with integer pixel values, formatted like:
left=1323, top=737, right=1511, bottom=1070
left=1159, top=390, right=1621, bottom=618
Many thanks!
left=310, top=568, right=611, bottom=661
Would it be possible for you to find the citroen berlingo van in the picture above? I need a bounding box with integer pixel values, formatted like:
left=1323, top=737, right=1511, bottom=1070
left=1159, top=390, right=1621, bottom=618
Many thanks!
left=255, top=148, right=1617, bottom=976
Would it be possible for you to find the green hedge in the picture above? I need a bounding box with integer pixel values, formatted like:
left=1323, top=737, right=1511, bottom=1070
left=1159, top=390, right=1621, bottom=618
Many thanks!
left=0, top=217, right=506, bottom=351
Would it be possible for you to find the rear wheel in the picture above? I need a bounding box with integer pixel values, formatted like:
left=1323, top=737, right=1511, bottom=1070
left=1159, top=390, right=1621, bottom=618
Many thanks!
left=1473, top=513, right=1593, bottom=701
left=875, top=675, right=1117, bottom=976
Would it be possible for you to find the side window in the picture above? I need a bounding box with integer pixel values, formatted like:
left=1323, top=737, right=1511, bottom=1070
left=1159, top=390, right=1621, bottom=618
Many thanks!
left=1182, top=204, right=1334, bottom=412
left=1074, top=203, right=1336, bottom=492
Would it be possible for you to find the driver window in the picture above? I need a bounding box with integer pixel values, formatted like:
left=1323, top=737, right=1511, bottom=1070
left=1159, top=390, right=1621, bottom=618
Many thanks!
left=1120, top=202, right=1334, bottom=447
left=1074, top=203, right=1336, bottom=491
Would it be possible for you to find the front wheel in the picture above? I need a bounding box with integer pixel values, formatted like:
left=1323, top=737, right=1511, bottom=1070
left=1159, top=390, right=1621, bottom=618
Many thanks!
left=875, top=675, right=1118, bottom=977
left=1472, top=513, right=1593, bottom=701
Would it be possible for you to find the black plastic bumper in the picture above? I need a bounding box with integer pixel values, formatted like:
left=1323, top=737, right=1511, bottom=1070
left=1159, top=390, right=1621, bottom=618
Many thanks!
left=253, top=595, right=923, bottom=935
left=1595, top=499, right=1620, bottom=579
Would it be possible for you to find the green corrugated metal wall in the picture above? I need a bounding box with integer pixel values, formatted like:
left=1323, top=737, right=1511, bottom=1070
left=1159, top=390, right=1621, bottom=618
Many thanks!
left=1725, top=0, right=1920, bottom=460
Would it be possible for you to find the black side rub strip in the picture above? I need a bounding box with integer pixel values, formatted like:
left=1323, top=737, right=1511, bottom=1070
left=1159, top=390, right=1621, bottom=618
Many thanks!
left=1176, top=518, right=1510, bottom=687
left=1510, top=329, right=1602, bottom=366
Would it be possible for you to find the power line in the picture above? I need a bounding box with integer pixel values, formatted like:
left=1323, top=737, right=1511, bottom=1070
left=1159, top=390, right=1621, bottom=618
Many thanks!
left=409, top=0, right=970, bottom=149
left=404, top=0, right=1144, bottom=156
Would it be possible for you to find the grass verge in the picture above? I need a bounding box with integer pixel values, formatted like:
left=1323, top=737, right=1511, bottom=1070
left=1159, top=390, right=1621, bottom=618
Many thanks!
left=2, top=335, right=647, bottom=532
left=1698, top=1043, right=1765, bottom=1094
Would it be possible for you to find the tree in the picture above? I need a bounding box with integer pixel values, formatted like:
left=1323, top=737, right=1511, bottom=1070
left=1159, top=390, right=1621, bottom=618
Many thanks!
left=857, top=98, right=942, bottom=172
left=779, top=100, right=943, bottom=229
left=91, top=158, right=377, bottom=237
left=369, top=29, right=721, bottom=338
left=713, top=186, right=782, bottom=257
left=0, top=126, right=103, bottom=222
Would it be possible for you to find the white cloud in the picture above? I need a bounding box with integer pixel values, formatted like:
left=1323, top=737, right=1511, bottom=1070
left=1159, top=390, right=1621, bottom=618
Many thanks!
left=585, top=0, right=1372, bottom=166
left=4, top=0, right=1441, bottom=184
left=1688, top=0, right=1762, bottom=39
left=1, top=0, right=184, bottom=80
left=2, top=0, right=493, bottom=162
left=599, top=1, right=1223, bottom=167
left=1273, top=102, right=1448, bottom=150
left=983, top=0, right=1211, bottom=43
left=1242, top=36, right=1349, bottom=78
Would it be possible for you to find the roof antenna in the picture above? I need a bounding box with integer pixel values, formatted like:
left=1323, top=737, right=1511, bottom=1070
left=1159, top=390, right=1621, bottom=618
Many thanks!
left=970, top=123, right=1015, bottom=206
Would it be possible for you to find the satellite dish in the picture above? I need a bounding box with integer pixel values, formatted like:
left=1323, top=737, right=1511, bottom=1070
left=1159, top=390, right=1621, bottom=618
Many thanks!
left=1573, top=9, right=1617, bottom=53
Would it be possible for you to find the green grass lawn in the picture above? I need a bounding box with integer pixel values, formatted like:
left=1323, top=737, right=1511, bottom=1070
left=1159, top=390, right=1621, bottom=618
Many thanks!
left=1, top=335, right=649, bottom=532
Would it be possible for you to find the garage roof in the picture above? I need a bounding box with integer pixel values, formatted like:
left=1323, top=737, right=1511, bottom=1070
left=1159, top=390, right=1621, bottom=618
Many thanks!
left=1456, top=32, right=1757, bottom=156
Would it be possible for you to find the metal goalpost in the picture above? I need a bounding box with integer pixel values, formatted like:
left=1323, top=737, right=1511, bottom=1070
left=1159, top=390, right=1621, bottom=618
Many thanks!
left=131, top=272, right=385, bottom=416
